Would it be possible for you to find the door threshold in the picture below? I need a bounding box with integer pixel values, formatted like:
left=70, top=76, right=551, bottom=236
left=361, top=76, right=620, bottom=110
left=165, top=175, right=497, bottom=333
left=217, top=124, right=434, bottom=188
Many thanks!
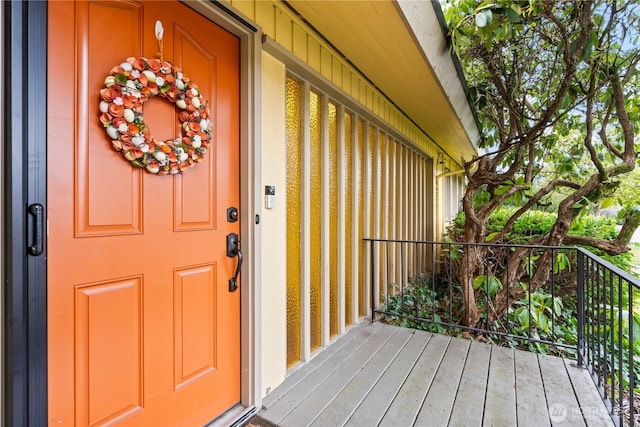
left=205, top=404, right=257, bottom=427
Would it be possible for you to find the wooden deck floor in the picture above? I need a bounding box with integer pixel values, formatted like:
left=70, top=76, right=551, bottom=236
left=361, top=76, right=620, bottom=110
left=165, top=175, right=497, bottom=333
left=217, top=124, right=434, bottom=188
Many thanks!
left=259, top=322, right=612, bottom=427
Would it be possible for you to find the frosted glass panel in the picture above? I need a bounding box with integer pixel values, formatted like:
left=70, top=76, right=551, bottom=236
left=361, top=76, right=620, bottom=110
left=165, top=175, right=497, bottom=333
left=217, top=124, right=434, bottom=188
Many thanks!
left=394, top=144, right=404, bottom=283
left=368, top=125, right=379, bottom=305
left=357, top=118, right=366, bottom=316
left=286, top=76, right=302, bottom=367
left=388, top=140, right=397, bottom=288
left=309, top=90, right=322, bottom=351
left=379, top=133, right=389, bottom=300
left=328, top=102, right=338, bottom=337
left=369, top=125, right=376, bottom=245
left=344, top=112, right=353, bottom=326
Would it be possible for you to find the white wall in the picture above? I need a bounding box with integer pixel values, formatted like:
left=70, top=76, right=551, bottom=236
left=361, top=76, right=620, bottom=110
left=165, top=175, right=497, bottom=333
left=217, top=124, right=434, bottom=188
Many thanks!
left=259, top=51, right=288, bottom=398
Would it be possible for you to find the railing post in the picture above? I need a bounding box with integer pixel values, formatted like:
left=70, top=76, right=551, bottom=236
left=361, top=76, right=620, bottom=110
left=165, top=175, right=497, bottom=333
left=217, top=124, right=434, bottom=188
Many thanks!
left=629, top=281, right=635, bottom=427
left=576, top=249, right=585, bottom=368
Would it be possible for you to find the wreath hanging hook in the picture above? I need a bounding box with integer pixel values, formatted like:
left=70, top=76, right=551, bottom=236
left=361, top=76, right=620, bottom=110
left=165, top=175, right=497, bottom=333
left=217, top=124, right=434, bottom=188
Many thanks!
left=155, top=20, right=164, bottom=62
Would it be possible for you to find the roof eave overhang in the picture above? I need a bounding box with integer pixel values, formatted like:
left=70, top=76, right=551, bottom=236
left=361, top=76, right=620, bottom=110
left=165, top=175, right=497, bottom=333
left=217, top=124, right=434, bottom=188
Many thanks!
left=286, top=0, right=480, bottom=164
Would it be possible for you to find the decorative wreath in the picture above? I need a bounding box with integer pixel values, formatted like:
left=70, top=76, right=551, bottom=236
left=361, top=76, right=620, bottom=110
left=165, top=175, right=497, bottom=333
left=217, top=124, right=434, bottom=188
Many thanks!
left=99, top=56, right=212, bottom=175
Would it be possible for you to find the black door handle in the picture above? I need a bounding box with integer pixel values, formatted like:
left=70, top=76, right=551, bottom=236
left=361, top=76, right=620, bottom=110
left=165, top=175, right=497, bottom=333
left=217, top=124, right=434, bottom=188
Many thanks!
left=226, top=233, right=242, bottom=292
left=28, top=203, right=44, bottom=256
left=229, top=249, right=243, bottom=292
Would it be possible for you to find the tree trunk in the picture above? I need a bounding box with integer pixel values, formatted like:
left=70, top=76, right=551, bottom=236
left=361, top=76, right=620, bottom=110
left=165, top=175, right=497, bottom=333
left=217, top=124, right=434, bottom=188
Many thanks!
left=460, top=247, right=481, bottom=326
left=461, top=214, right=482, bottom=326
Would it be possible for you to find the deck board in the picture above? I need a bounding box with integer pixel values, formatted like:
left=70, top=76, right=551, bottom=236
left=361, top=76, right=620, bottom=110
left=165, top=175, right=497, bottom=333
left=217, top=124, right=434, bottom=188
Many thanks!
left=448, top=341, right=491, bottom=427
left=378, top=333, right=451, bottom=426
left=261, top=322, right=384, bottom=422
left=563, top=359, right=614, bottom=427
left=279, top=324, right=397, bottom=426
left=309, top=326, right=415, bottom=427
left=344, top=330, right=431, bottom=427
left=539, top=353, right=586, bottom=427
left=514, top=349, right=551, bottom=426
left=257, top=322, right=614, bottom=427
left=414, top=337, right=470, bottom=426
left=483, top=345, right=517, bottom=426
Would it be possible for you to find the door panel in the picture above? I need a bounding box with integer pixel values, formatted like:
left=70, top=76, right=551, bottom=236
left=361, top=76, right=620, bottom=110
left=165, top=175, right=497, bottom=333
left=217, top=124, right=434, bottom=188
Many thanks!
left=173, top=264, right=217, bottom=389
left=47, top=1, right=241, bottom=426
left=75, top=277, right=143, bottom=426
left=78, top=1, right=144, bottom=237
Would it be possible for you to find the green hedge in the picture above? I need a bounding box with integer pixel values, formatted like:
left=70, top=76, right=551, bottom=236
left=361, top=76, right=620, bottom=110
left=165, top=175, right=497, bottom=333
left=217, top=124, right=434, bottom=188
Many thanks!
left=450, top=207, right=633, bottom=272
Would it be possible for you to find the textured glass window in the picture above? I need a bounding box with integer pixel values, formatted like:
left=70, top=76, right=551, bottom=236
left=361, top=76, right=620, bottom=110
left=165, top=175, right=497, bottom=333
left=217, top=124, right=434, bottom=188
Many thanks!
left=444, top=175, right=452, bottom=221
left=408, top=151, right=416, bottom=274
left=368, top=125, right=377, bottom=308
left=369, top=125, right=377, bottom=248
left=344, top=112, right=353, bottom=326
left=309, top=89, right=323, bottom=351
left=417, top=157, right=425, bottom=273
left=396, top=144, right=404, bottom=284
left=385, top=138, right=396, bottom=294
left=285, top=74, right=437, bottom=363
left=357, top=118, right=366, bottom=316
left=328, top=101, right=338, bottom=337
left=286, top=76, right=303, bottom=367
left=379, top=133, right=389, bottom=300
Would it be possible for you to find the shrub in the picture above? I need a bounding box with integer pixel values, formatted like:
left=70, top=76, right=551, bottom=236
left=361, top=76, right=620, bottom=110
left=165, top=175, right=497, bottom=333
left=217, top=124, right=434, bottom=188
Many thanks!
left=449, top=208, right=633, bottom=272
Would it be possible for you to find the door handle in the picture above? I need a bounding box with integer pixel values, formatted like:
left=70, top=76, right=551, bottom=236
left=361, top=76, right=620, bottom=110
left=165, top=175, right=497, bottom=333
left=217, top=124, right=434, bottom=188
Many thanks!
left=28, top=203, right=44, bottom=256
left=226, top=233, right=243, bottom=292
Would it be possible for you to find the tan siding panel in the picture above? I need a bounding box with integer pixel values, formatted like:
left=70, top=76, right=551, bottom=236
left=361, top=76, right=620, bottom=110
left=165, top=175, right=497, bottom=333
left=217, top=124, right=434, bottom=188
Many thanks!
left=256, top=1, right=275, bottom=36
left=292, top=23, right=307, bottom=61
left=307, top=37, right=321, bottom=72
left=275, top=8, right=293, bottom=51
left=320, top=46, right=332, bottom=80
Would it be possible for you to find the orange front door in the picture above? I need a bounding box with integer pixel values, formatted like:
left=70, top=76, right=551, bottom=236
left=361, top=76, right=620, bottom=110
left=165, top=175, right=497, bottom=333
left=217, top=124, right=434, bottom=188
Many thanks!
left=47, top=1, right=241, bottom=425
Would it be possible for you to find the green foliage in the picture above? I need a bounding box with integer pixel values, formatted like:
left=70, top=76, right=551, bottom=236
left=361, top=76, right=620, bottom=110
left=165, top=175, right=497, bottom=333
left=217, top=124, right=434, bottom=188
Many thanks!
left=503, top=288, right=578, bottom=355
left=382, top=275, right=448, bottom=334
left=512, top=288, right=564, bottom=333
left=410, top=1, right=640, bottom=404
left=473, top=274, right=502, bottom=297
left=380, top=243, right=639, bottom=392
left=591, top=303, right=640, bottom=393
left=381, top=271, right=579, bottom=357
left=441, top=0, right=640, bottom=266
left=451, top=207, right=634, bottom=272
left=613, top=168, right=640, bottom=213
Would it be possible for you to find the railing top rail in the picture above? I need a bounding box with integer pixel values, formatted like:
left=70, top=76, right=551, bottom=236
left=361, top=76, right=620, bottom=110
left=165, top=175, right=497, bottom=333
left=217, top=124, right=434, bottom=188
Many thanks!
left=362, top=237, right=566, bottom=251
left=576, top=246, right=640, bottom=289
left=363, top=237, right=640, bottom=289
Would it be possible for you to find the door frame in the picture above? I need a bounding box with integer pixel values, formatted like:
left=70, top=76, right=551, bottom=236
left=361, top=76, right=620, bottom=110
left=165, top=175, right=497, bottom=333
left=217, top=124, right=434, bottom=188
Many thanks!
left=3, top=1, right=49, bottom=425
left=1, top=1, right=263, bottom=424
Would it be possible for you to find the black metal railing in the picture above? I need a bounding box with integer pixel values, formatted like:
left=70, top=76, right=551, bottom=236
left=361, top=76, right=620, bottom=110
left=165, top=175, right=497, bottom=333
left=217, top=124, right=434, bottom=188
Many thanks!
left=578, top=248, right=639, bottom=427
left=364, top=238, right=639, bottom=427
